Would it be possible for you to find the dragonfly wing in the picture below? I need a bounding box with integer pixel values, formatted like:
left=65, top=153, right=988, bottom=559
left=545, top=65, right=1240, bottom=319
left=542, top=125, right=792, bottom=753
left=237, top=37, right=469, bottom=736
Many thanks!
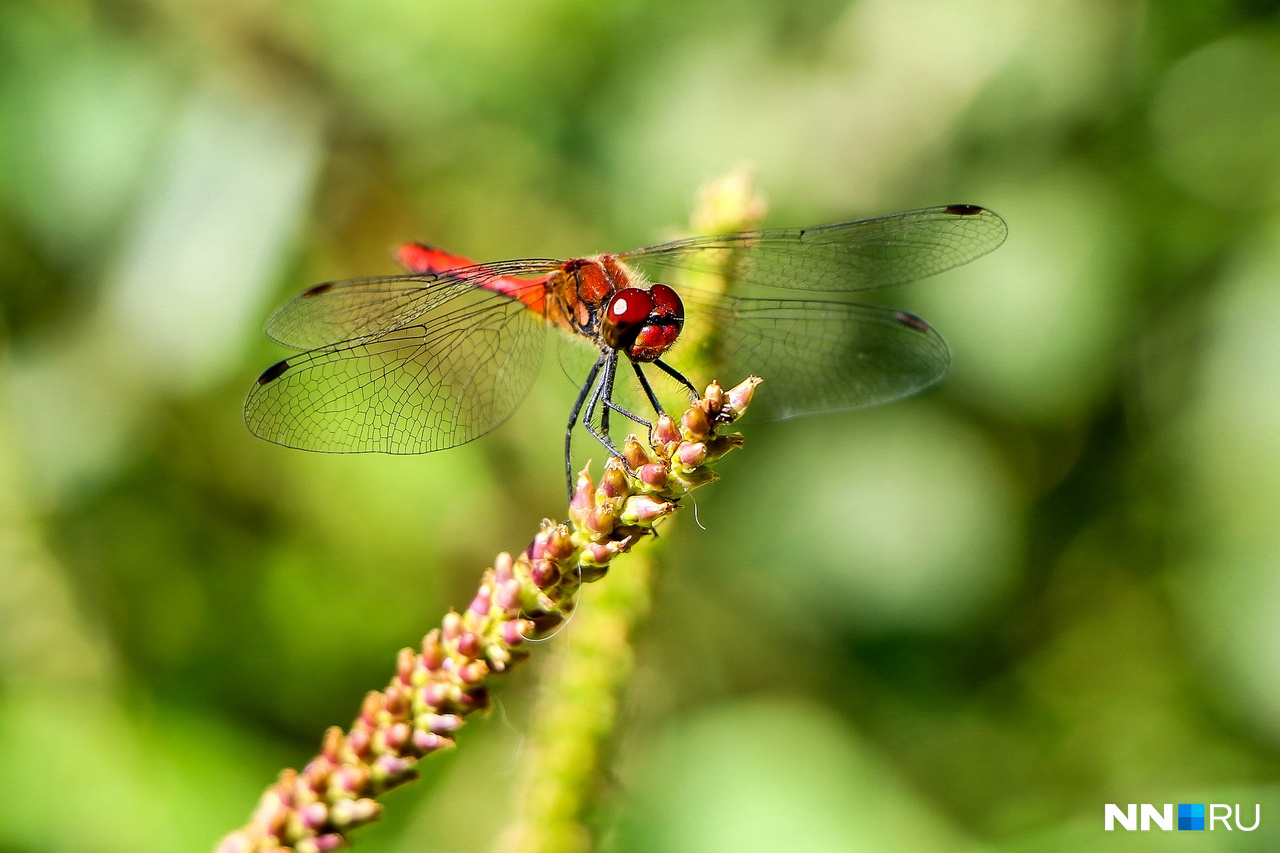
left=264, top=260, right=561, bottom=350
left=620, top=205, right=1006, bottom=293
left=674, top=294, right=950, bottom=420
left=245, top=286, right=548, bottom=453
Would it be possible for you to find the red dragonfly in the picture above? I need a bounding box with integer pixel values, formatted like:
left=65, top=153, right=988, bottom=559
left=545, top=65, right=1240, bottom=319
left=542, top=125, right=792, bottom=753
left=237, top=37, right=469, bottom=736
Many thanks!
left=245, top=204, right=1006, bottom=491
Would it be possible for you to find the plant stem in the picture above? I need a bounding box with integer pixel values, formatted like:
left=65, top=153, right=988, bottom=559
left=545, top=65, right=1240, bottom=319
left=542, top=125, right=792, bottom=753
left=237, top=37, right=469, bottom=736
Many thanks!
left=495, top=551, right=654, bottom=853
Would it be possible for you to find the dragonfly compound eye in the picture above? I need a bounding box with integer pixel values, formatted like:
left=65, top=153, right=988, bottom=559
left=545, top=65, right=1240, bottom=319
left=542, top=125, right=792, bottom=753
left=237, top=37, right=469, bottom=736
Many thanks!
left=621, top=283, right=685, bottom=361
left=629, top=320, right=681, bottom=362
left=607, top=288, right=653, bottom=325
left=602, top=288, right=654, bottom=350
left=648, top=284, right=684, bottom=320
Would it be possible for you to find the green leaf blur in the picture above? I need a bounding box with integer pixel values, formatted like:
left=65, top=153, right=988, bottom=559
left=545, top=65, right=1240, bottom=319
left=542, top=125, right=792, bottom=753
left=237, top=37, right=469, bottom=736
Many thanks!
left=1, top=1, right=1278, bottom=851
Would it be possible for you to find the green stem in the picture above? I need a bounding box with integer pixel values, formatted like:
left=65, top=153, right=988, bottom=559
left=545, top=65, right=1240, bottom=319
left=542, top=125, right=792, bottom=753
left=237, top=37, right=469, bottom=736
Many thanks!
left=496, top=550, right=653, bottom=853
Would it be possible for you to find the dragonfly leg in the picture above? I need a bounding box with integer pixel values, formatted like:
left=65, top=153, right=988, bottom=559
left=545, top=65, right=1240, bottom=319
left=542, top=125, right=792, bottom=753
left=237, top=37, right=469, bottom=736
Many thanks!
left=565, top=353, right=606, bottom=497
left=584, top=353, right=627, bottom=461
left=631, top=360, right=665, bottom=417
left=653, top=358, right=699, bottom=401
left=602, top=398, right=652, bottom=429
left=604, top=366, right=654, bottom=430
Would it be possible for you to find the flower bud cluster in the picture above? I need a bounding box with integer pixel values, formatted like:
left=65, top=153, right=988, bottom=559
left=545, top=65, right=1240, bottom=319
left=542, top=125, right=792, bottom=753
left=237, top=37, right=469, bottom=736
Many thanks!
left=216, top=378, right=759, bottom=852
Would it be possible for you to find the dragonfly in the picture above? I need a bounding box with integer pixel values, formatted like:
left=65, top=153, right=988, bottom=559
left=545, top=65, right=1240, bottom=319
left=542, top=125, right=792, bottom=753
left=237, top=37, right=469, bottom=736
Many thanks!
left=245, top=204, right=1007, bottom=492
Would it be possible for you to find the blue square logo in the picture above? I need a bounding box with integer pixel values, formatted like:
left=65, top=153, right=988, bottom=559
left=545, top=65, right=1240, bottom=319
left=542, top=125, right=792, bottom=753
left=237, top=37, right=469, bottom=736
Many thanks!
left=1178, top=804, right=1205, bottom=830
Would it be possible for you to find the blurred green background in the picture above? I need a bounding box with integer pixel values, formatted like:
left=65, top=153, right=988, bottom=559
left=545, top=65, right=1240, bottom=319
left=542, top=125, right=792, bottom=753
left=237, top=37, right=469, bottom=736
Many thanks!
left=3, top=1, right=1280, bottom=850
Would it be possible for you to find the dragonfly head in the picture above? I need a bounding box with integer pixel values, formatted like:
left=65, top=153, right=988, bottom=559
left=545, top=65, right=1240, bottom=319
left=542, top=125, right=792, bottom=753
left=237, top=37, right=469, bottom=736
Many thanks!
left=602, top=284, right=684, bottom=362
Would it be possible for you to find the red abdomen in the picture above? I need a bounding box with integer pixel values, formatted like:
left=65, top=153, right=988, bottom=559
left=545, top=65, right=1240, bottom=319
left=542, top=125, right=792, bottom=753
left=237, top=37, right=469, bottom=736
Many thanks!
left=397, top=242, right=548, bottom=316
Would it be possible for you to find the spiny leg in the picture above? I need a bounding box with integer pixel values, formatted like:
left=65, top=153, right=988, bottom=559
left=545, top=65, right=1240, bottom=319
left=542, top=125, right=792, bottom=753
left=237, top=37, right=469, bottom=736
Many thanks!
left=631, top=360, right=665, bottom=416
left=597, top=358, right=659, bottom=436
left=565, top=353, right=606, bottom=498
left=600, top=351, right=617, bottom=443
left=654, top=358, right=699, bottom=400
left=584, top=352, right=626, bottom=461
left=603, top=397, right=653, bottom=429
left=596, top=359, right=658, bottom=431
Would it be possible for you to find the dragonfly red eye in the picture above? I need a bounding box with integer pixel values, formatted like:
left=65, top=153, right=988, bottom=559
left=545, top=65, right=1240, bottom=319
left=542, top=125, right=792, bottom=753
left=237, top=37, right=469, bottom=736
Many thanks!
left=607, top=288, right=653, bottom=326
left=649, top=284, right=683, bottom=319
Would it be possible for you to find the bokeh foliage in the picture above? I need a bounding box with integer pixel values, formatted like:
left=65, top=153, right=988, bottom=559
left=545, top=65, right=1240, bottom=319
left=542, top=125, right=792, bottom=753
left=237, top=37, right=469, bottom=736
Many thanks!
left=2, top=1, right=1280, bottom=850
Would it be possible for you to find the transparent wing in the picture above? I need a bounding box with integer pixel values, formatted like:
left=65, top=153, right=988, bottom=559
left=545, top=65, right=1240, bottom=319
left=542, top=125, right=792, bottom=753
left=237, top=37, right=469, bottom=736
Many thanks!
left=620, top=205, right=1006, bottom=293
left=672, top=292, right=950, bottom=419
left=264, top=259, right=561, bottom=350
left=245, top=286, right=547, bottom=453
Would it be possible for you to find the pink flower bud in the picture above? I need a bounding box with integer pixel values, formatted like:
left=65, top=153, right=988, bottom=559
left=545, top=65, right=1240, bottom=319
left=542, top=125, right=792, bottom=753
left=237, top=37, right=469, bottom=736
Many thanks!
left=421, top=632, right=445, bottom=670
left=528, top=527, right=552, bottom=560
left=703, top=381, right=725, bottom=414
left=502, top=620, right=530, bottom=645
left=623, top=436, right=650, bottom=468
left=530, top=559, right=560, bottom=589
left=494, top=551, right=514, bottom=582
left=572, top=467, right=595, bottom=511
left=396, top=647, right=415, bottom=684
left=622, top=494, right=671, bottom=524
left=455, top=632, right=481, bottom=658
left=331, top=764, right=368, bottom=795
left=468, top=588, right=491, bottom=618
left=459, top=660, right=489, bottom=685
left=588, top=505, right=616, bottom=536
left=601, top=464, right=630, bottom=497
left=496, top=578, right=522, bottom=611
left=384, top=722, right=410, bottom=751
left=359, top=692, right=382, bottom=725
left=303, top=757, right=333, bottom=790
left=384, top=684, right=409, bottom=717
left=347, top=727, right=371, bottom=757
left=682, top=404, right=711, bottom=438
left=639, top=462, right=668, bottom=487
left=582, top=542, right=617, bottom=565
left=654, top=415, right=680, bottom=444
left=418, top=712, right=464, bottom=733
left=299, top=801, right=328, bottom=831
left=251, top=790, right=288, bottom=830
left=419, top=681, right=451, bottom=708
left=677, top=442, right=708, bottom=467
left=413, top=729, right=454, bottom=753
left=546, top=526, right=575, bottom=560
left=321, top=727, right=344, bottom=762
left=725, top=376, right=760, bottom=417
left=487, top=644, right=511, bottom=670
left=331, top=797, right=382, bottom=828
left=373, top=754, right=411, bottom=780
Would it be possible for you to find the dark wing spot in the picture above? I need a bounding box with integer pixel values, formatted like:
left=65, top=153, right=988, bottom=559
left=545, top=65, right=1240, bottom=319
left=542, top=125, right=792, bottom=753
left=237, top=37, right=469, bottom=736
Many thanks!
left=257, top=359, right=290, bottom=384
left=893, top=310, right=932, bottom=333
left=302, top=282, right=335, bottom=298
left=944, top=204, right=984, bottom=216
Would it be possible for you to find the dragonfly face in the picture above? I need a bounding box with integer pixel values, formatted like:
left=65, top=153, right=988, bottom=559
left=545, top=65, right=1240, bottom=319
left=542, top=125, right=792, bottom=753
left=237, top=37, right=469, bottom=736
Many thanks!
left=600, top=284, right=685, bottom=362
left=245, top=204, right=1007, bottom=494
